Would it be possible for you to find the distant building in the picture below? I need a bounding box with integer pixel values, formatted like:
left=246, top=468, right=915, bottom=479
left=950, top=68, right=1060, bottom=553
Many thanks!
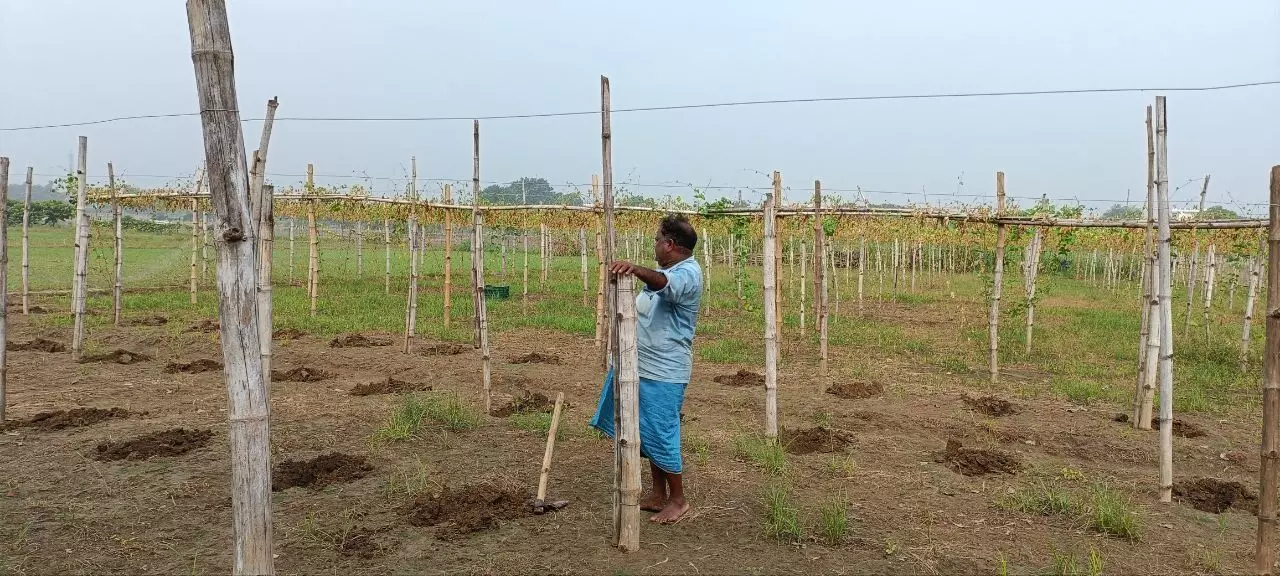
left=1172, top=209, right=1200, bottom=222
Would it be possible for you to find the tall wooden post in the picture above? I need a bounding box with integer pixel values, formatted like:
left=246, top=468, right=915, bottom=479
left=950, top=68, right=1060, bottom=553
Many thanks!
left=774, top=172, right=784, bottom=328
left=248, top=97, right=277, bottom=241
left=70, top=137, right=89, bottom=362
left=813, top=180, right=827, bottom=384
left=404, top=157, right=419, bottom=349
left=580, top=228, right=589, bottom=306
left=20, top=167, right=31, bottom=316
left=1134, top=105, right=1159, bottom=427
left=988, top=172, right=1008, bottom=383
left=443, top=183, right=454, bottom=327
left=306, top=165, right=319, bottom=317
left=1256, top=165, right=1280, bottom=575
left=186, top=1, right=273, bottom=572
left=190, top=197, right=200, bottom=304
left=1154, top=96, right=1175, bottom=503
left=763, top=192, right=779, bottom=441
left=258, top=185, right=274, bottom=388
left=109, top=162, right=123, bottom=326
left=471, top=121, right=492, bottom=415
left=614, top=274, right=641, bottom=552
left=382, top=219, right=390, bottom=294
left=0, top=158, right=8, bottom=421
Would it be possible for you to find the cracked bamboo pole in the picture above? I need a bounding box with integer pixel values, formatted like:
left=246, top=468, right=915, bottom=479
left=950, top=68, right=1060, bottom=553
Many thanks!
left=1255, top=165, right=1280, bottom=574
left=813, top=181, right=827, bottom=384
left=1024, top=228, right=1042, bottom=354
left=0, top=158, right=8, bottom=421
left=1241, top=255, right=1261, bottom=373
left=258, top=184, right=274, bottom=388
left=580, top=228, right=589, bottom=306
left=71, top=137, right=89, bottom=362
left=857, top=236, right=865, bottom=312
left=355, top=222, right=363, bottom=278
left=1183, top=175, right=1209, bottom=336
left=1134, top=105, right=1158, bottom=428
left=1203, top=243, right=1217, bottom=340
left=799, top=240, right=807, bottom=337
left=20, top=166, right=31, bottom=315
left=472, top=121, right=492, bottom=416
left=404, top=158, right=419, bottom=347
left=288, top=219, right=295, bottom=286
left=763, top=191, right=778, bottom=441
left=443, top=183, right=453, bottom=327
left=1155, top=96, right=1175, bottom=503
left=306, top=164, right=318, bottom=317
left=989, top=172, right=1008, bottom=384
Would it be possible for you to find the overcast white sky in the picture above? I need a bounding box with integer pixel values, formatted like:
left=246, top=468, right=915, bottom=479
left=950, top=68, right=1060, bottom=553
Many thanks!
left=2, top=1, right=1277, bottom=213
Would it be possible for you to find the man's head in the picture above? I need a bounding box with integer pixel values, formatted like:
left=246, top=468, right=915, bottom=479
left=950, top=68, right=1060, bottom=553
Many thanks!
left=654, top=214, right=697, bottom=266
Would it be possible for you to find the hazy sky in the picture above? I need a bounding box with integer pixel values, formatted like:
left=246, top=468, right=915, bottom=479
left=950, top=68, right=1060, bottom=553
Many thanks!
left=2, top=1, right=1277, bottom=213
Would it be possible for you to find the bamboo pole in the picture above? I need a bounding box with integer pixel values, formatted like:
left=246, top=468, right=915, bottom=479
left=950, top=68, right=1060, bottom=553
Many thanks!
left=1155, top=96, right=1175, bottom=503
left=813, top=181, right=827, bottom=383
left=258, top=185, right=274, bottom=388
left=1024, top=228, right=1042, bottom=354
left=857, top=236, right=866, bottom=312
left=471, top=121, right=492, bottom=415
left=988, top=172, right=1008, bottom=383
left=382, top=219, right=390, bottom=294
left=1256, top=165, right=1280, bottom=574
left=1242, top=256, right=1261, bottom=373
left=1134, top=105, right=1157, bottom=427
left=20, top=167, right=31, bottom=315
left=0, top=158, right=8, bottom=421
left=70, top=137, right=90, bottom=362
left=799, top=240, right=807, bottom=337
left=190, top=200, right=201, bottom=305
left=600, top=75, right=631, bottom=550
left=186, top=1, right=273, bottom=571
left=289, top=219, right=295, bottom=286
left=773, top=171, right=784, bottom=327
left=614, top=275, right=641, bottom=552
left=701, top=226, right=711, bottom=296
left=536, top=391, right=566, bottom=508
left=763, top=192, right=779, bottom=441
left=248, top=97, right=277, bottom=242
left=1203, top=244, right=1218, bottom=339
left=306, top=164, right=318, bottom=316
left=405, top=158, right=419, bottom=348
left=355, top=222, right=363, bottom=278
left=1183, top=175, right=1210, bottom=336
left=595, top=220, right=606, bottom=350
left=109, top=162, right=123, bottom=326
left=540, top=223, right=548, bottom=289
left=580, top=228, right=589, bottom=306
left=202, top=211, right=211, bottom=281
left=443, top=183, right=453, bottom=327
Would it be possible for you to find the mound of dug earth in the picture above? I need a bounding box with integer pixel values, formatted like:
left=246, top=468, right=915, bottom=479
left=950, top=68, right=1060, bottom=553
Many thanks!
left=94, top=428, right=213, bottom=461
left=827, top=381, right=884, bottom=399
left=350, top=377, right=433, bottom=396
left=1173, top=478, right=1257, bottom=514
left=163, top=359, right=223, bottom=374
left=273, top=327, right=305, bottom=340
left=420, top=343, right=467, bottom=356
left=1112, top=414, right=1208, bottom=438
left=509, top=352, right=562, bottom=365
left=185, top=319, right=220, bottom=333
left=272, top=366, right=333, bottom=382
left=7, top=338, right=66, bottom=352
left=338, top=527, right=391, bottom=559
left=78, top=349, right=151, bottom=365
left=937, top=439, right=1021, bottom=476
left=714, top=370, right=764, bottom=387
left=1, top=407, right=133, bottom=432
left=273, top=452, right=373, bottom=491
left=961, top=394, right=1020, bottom=417
left=780, top=427, right=852, bottom=455
left=330, top=333, right=392, bottom=348
left=405, top=481, right=534, bottom=540
left=489, top=391, right=554, bottom=417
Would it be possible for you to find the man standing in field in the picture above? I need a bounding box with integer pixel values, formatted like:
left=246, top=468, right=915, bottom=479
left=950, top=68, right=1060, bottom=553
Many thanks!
left=592, top=214, right=703, bottom=524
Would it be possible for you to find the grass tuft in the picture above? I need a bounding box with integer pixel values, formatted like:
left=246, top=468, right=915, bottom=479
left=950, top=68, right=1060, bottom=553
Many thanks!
left=1088, top=484, right=1140, bottom=540
left=373, top=395, right=429, bottom=442
left=734, top=434, right=787, bottom=476
left=819, top=496, right=849, bottom=544
left=762, top=484, right=802, bottom=542
left=509, top=411, right=563, bottom=440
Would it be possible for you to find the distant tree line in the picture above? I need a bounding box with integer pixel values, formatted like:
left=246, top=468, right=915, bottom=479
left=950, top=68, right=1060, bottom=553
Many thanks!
left=1101, top=203, right=1239, bottom=220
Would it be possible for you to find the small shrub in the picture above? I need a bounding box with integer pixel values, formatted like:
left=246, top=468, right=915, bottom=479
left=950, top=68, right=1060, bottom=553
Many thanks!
left=762, top=484, right=802, bottom=542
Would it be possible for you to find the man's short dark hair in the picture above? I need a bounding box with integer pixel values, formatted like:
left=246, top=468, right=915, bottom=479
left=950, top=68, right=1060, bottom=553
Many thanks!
left=659, top=214, right=697, bottom=251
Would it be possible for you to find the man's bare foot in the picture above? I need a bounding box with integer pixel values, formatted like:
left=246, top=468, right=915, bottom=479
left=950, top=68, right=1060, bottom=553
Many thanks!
left=640, top=492, right=667, bottom=513
left=649, top=498, right=689, bottom=524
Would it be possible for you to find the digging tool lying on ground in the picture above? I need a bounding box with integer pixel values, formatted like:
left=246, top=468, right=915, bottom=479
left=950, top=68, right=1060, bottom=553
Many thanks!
left=531, top=391, right=569, bottom=514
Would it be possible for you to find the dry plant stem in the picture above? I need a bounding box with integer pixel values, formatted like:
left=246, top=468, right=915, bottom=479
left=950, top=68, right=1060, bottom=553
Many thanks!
left=186, top=0, right=274, bottom=571
left=1255, top=165, right=1280, bottom=574
left=70, top=137, right=90, bottom=362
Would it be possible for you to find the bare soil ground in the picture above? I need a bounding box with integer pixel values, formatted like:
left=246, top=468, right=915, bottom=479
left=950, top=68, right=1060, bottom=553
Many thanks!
left=0, top=304, right=1268, bottom=574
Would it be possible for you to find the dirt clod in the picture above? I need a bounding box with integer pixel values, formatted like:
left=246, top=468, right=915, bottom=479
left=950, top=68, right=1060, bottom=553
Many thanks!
left=1173, top=478, right=1257, bottom=514
left=273, top=328, right=305, bottom=340
left=7, top=338, right=66, bottom=353
left=1, top=407, right=132, bottom=432
left=330, top=333, right=392, bottom=348
left=420, top=343, right=467, bottom=356
left=272, top=366, right=333, bottom=382
left=509, top=352, right=562, bottom=365
left=489, top=391, right=554, bottom=417
left=827, top=381, right=884, bottom=399
left=94, top=428, right=213, bottom=461
left=163, top=359, right=223, bottom=374
left=338, top=527, right=388, bottom=558
left=937, top=439, right=1021, bottom=476
left=185, top=319, right=220, bottom=333
left=123, top=315, right=168, bottom=327
left=349, top=377, right=433, bottom=396
left=25, top=305, right=48, bottom=314
left=714, top=370, right=764, bottom=388
left=404, top=481, right=533, bottom=540
left=961, top=394, right=1020, bottom=417
left=780, top=427, right=852, bottom=455
left=272, top=452, right=372, bottom=491
left=78, top=349, right=151, bottom=365
left=1154, top=418, right=1207, bottom=438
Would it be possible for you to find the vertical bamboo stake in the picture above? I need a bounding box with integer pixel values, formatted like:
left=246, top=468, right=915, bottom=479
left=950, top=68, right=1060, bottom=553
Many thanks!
left=109, top=162, right=123, bottom=326
left=989, top=172, right=1008, bottom=384
left=522, top=228, right=530, bottom=314
left=288, top=219, right=295, bottom=286
left=70, top=137, right=89, bottom=362
left=763, top=192, right=779, bottom=440
left=382, top=219, right=390, bottom=294
left=0, top=158, right=8, bottom=421
left=306, top=164, right=318, bottom=317
left=471, top=121, right=492, bottom=415
left=203, top=211, right=212, bottom=281
left=355, top=222, right=363, bottom=278
left=774, top=172, right=784, bottom=326
left=501, top=236, right=508, bottom=277
left=813, top=181, right=827, bottom=383
left=1155, top=96, right=1175, bottom=503
left=258, top=185, right=274, bottom=388
left=20, top=167, right=31, bottom=316
left=443, top=184, right=453, bottom=327
left=735, top=233, right=744, bottom=311
left=857, top=236, right=866, bottom=312
left=614, top=275, right=641, bottom=552
left=186, top=1, right=273, bottom=571
left=799, top=240, right=807, bottom=337
left=595, top=219, right=606, bottom=350
left=1203, top=244, right=1217, bottom=339
left=1024, top=228, right=1042, bottom=354
left=1241, top=256, right=1261, bottom=373
left=190, top=199, right=200, bottom=305
left=580, top=228, right=589, bottom=306
left=1256, top=165, right=1280, bottom=574
left=701, top=227, right=711, bottom=295
left=1134, top=105, right=1157, bottom=426
left=539, top=223, right=547, bottom=289
left=405, top=159, right=419, bottom=346
left=247, top=97, right=277, bottom=242
left=1183, top=175, right=1209, bottom=336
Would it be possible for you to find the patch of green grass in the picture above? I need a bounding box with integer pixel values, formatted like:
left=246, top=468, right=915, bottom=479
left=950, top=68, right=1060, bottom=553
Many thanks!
left=382, top=458, right=435, bottom=499
left=1002, top=482, right=1079, bottom=516
left=684, top=431, right=710, bottom=466
left=936, top=356, right=970, bottom=374
left=819, top=496, right=850, bottom=544
left=762, top=484, right=802, bottom=542
left=422, top=392, right=481, bottom=432
left=810, top=410, right=833, bottom=428
left=373, top=395, right=430, bottom=442
left=509, top=411, right=563, bottom=440
left=697, top=338, right=757, bottom=364
left=825, top=454, right=856, bottom=478
left=1046, top=547, right=1103, bottom=576
left=1051, top=378, right=1108, bottom=405
left=734, top=434, right=787, bottom=476
left=1088, top=484, right=1140, bottom=540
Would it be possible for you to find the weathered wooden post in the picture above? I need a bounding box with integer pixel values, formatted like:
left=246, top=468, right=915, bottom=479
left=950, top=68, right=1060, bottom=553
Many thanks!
left=763, top=192, right=779, bottom=441
left=306, top=164, right=318, bottom=317
left=813, top=180, right=827, bottom=384
left=20, top=167, right=31, bottom=315
left=258, top=184, right=275, bottom=388
left=988, top=172, right=1008, bottom=383
left=70, top=137, right=89, bottom=362
left=0, top=158, right=8, bottom=421
left=471, top=121, right=492, bottom=415
left=443, top=183, right=454, bottom=327
left=1256, top=164, right=1280, bottom=574
left=186, top=1, right=273, bottom=572
left=109, top=162, right=123, bottom=325
left=1154, top=96, right=1175, bottom=503
left=613, top=273, right=641, bottom=552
